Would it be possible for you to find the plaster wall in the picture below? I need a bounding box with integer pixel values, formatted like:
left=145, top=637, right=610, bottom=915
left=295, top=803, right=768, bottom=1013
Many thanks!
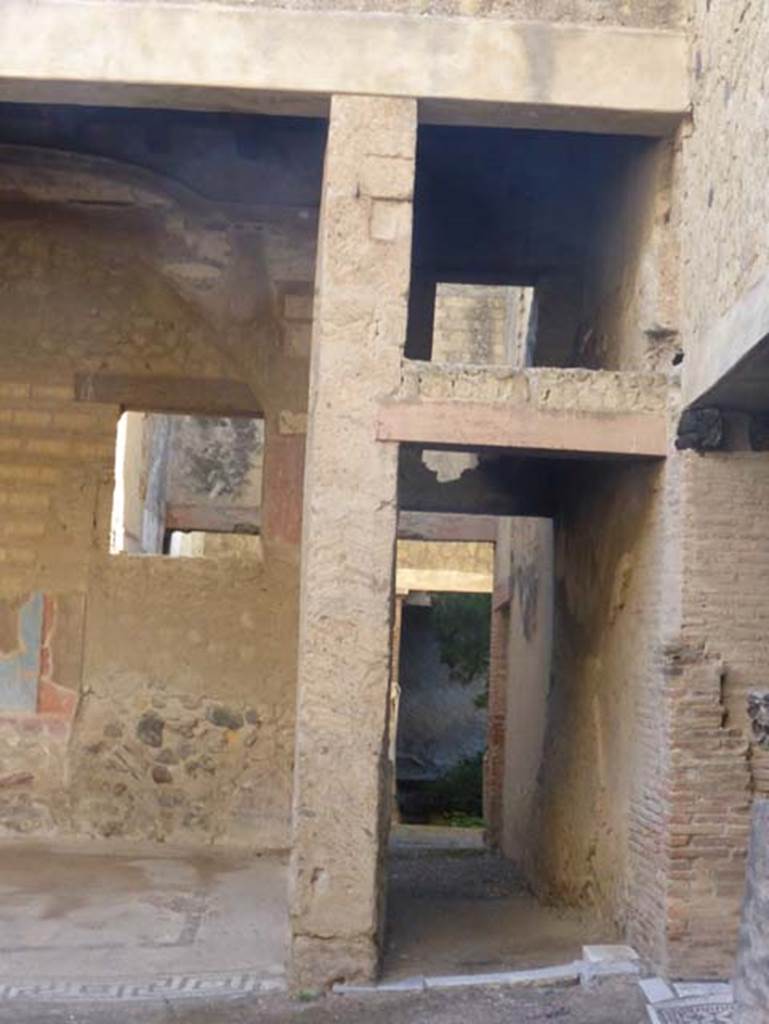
left=581, top=139, right=679, bottom=372
left=167, top=417, right=264, bottom=511
left=527, top=452, right=681, bottom=963
left=679, top=0, right=769, bottom=383
left=0, top=131, right=316, bottom=849
left=496, top=518, right=553, bottom=865
left=165, top=414, right=265, bottom=536
left=113, top=412, right=152, bottom=553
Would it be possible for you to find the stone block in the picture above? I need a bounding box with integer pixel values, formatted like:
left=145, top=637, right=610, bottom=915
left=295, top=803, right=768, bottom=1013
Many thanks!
left=360, top=156, right=414, bottom=201
left=424, top=963, right=579, bottom=990
left=369, top=200, right=410, bottom=243
left=640, top=977, right=676, bottom=1004
left=583, top=944, right=641, bottom=963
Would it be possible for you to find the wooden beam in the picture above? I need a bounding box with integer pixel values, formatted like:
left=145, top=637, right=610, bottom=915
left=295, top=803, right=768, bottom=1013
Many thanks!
left=397, top=511, right=498, bottom=542
left=396, top=567, right=493, bottom=594
left=165, top=503, right=260, bottom=534
left=377, top=400, right=668, bottom=458
left=75, top=373, right=262, bottom=418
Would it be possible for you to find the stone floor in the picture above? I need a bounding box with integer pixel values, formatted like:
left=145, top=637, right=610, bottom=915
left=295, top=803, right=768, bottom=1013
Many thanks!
left=0, top=978, right=650, bottom=1023
left=0, top=840, right=288, bottom=990
left=384, top=829, right=610, bottom=979
left=0, top=837, right=734, bottom=1024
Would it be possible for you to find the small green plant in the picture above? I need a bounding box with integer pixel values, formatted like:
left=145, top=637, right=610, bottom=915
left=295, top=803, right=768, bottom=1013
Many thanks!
left=440, top=810, right=486, bottom=829
left=425, top=751, right=485, bottom=820
left=296, top=989, right=321, bottom=1003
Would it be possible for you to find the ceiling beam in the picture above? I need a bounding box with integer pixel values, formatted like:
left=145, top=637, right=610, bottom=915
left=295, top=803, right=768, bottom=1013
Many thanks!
left=0, top=2, right=688, bottom=136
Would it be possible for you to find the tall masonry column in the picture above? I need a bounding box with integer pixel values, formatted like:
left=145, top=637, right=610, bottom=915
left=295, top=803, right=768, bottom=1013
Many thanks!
left=288, top=95, right=417, bottom=990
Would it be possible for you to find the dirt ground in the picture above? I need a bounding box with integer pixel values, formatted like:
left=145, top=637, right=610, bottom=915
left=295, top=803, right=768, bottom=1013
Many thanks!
left=0, top=980, right=648, bottom=1024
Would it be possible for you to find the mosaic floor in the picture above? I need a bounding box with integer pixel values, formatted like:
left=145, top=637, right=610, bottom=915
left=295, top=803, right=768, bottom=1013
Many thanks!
left=0, top=973, right=283, bottom=1003
left=645, top=983, right=733, bottom=1024
left=649, top=1005, right=732, bottom=1024
left=0, top=842, right=288, bottom=998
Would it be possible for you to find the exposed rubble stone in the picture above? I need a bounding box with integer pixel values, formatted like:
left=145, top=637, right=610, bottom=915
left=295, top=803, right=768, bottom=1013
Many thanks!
left=136, top=712, right=165, bottom=748
left=206, top=705, right=244, bottom=730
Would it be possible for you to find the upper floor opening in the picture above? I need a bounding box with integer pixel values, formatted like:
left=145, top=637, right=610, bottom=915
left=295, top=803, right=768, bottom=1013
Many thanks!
left=406, top=125, right=676, bottom=373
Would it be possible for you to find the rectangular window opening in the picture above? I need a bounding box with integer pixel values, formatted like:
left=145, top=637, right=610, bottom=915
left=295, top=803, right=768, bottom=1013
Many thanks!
left=110, top=411, right=264, bottom=559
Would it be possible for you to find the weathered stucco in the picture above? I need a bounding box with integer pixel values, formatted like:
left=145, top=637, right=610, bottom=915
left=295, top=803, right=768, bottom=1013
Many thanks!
left=288, top=95, right=416, bottom=989
left=495, top=519, right=553, bottom=867
left=0, top=121, right=318, bottom=849
left=536, top=456, right=680, bottom=956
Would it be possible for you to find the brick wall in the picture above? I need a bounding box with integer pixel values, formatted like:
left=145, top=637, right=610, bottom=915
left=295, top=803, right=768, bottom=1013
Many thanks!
left=661, top=452, right=769, bottom=977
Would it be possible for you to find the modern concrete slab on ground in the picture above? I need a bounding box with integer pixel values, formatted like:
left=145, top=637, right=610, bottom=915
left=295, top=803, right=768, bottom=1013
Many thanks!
left=0, top=841, right=288, bottom=986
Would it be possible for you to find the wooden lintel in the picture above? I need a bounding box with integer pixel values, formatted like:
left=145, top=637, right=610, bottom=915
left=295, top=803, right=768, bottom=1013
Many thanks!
left=492, top=577, right=513, bottom=611
left=165, top=504, right=260, bottom=534
left=397, top=511, right=498, bottom=543
left=377, top=400, right=668, bottom=458
left=75, top=373, right=262, bottom=418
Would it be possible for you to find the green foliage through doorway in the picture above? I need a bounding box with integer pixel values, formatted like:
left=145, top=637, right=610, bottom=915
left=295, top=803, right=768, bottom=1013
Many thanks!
left=431, top=592, right=491, bottom=688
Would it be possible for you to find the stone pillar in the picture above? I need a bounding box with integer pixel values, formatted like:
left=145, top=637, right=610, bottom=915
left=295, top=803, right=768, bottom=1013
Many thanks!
left=288, top=95, right=416, bottom=991
left=734, top=800, right=769, bottom=1023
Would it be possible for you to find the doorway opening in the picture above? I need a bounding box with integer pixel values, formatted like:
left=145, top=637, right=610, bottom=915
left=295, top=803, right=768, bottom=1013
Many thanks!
left=385, top=518, right=611, bottom=982
left=395, top=590, right=491, bottom=833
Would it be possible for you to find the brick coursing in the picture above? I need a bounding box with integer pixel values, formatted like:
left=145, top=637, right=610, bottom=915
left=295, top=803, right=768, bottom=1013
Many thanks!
left=659, top=453, right=769, bottom=977
left=0, top=378, right=117, bottom=594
